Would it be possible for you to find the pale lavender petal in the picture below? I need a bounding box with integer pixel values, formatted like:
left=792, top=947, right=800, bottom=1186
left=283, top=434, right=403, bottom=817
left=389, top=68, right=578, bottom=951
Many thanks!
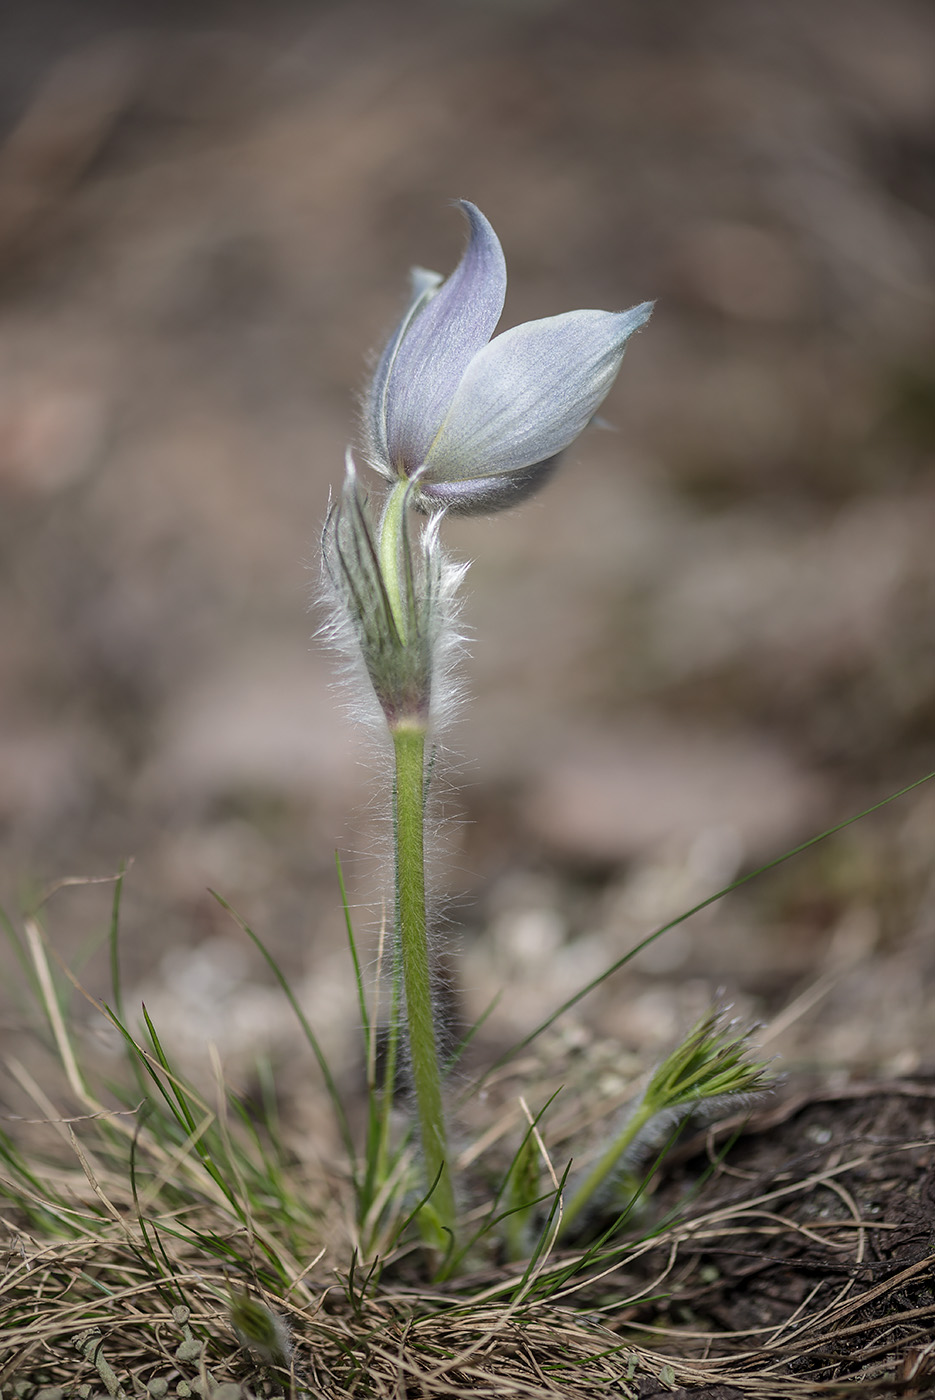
left=365, top=265, right=442, bottom=475
left=414, top=455, right=564, bottom=515
left=384, top=202, right=507, bottom=473
left=423, top=302, right=653, bottom=481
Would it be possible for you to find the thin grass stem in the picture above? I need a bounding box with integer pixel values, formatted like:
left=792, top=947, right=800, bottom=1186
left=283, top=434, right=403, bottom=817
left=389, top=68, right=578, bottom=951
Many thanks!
left=209, top=890, right=359, bottom=1185
left=372, top=909, right=401, bottom=1215
left=477, top=769, right=935, bottom=1086
left=107, top=862, right=129, bottom=1026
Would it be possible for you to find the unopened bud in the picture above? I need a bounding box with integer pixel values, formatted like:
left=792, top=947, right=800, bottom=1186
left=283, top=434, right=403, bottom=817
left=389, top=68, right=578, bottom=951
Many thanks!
left=229, top=1294, right=293, bottom=1367
left=322, top=454, right=460, bottom=732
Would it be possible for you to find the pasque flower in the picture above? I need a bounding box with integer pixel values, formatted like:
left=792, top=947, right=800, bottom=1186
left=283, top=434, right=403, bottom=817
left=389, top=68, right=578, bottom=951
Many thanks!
left=365, top=202, right=652, bottom=514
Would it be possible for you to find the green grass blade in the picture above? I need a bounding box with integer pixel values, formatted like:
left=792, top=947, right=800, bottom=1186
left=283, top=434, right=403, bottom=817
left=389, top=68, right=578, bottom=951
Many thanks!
left=444, top=990, right=503, bottom=1077
left=335, top=851, right=370, bottom=1046
left=209, top=889, right=358, bottom=1184
left=0, top=903, right=41, bottom=1002
left=444, top=1088, right=563, bottom=1275
left=511, top=1158, right=572, bottom=1302
left=139, top=1006, right=251, bottom=1220
left=107, top=860, right=129, bottom=1025
left=534, top=1119, right=745, bottom=1305
left=335, top=852, right=385, bottom=1226
left=484, top=770, right=935, bottom=1078
left=128, top=1117, right=187, bottom=1307
left=388, top=1157, right=447, bottom=1254
left=140, top=1006, right=201, bottom=1137
left=375, top=932, right=402, bottom=1194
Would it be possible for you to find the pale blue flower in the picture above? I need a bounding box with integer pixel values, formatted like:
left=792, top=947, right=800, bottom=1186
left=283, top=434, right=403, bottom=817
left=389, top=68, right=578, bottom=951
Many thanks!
left=365, top=202, right=652, bottom=514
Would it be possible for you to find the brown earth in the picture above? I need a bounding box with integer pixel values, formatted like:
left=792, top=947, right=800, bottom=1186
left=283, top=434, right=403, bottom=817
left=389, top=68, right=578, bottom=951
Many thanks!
left=626, top=1081, right=935, bottom=1392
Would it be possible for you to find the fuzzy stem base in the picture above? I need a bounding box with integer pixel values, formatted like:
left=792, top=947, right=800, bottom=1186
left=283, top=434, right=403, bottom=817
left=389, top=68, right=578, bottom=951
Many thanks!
left=392, top=723, right=456, bottom=1250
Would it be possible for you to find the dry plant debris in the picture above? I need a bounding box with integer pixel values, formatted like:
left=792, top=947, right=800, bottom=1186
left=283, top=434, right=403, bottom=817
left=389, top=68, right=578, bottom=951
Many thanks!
left=2, top=1080, right=934, bottom=1399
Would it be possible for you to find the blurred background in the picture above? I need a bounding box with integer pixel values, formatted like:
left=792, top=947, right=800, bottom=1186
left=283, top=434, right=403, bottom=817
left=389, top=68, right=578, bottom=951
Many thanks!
left=1, top=0, right=934, bottom=1119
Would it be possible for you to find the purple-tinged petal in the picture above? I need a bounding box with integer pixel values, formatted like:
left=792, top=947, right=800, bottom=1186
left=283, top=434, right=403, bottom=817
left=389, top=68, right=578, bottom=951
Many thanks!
left=423, top=302, right=653, bottom=481
left=414, top=454, right=564, bottom=515
left=384, top=202, right=507, bottom=474
left=365, top=266, right=442, bottom=476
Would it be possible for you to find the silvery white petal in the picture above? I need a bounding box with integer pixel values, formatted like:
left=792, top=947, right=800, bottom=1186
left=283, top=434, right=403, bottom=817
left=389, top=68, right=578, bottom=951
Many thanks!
left=384, top=201, right=507, bottom=472
left=366, top=265, right=443, bottom=474
left=423, top=302, right=653, bottom=481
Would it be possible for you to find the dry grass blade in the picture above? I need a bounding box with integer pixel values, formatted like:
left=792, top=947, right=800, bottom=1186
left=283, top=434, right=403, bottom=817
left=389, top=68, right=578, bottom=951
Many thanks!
left=3, top=1121, right=934, bottom=1400
left=3, top=893, right=933, bottom=1398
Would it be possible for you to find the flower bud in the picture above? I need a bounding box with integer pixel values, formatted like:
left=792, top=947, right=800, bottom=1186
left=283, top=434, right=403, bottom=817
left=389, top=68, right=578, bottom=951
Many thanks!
left=322, top=454, right=453, bottom=731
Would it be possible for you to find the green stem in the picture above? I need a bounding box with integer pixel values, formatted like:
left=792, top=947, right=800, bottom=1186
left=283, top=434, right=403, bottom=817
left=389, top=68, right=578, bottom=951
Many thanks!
left=379, top=481, right=455, bottom=1252
left=559, top=1099, right=657, bottom=1239
left=392, top=723, right=456, bottom=1249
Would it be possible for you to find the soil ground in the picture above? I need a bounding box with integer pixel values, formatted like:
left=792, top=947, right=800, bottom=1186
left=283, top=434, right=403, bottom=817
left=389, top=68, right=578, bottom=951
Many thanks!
left=629, top=1081, right=935, bottom=1392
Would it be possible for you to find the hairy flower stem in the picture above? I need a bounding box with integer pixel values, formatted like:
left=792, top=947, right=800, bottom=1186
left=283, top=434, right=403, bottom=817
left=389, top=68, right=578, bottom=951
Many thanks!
left=558, top=1100, right=656, bottom=1239
left=376, top=486, right=456, bottom=1249
left=392, top=723, right=456, bottom=1248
